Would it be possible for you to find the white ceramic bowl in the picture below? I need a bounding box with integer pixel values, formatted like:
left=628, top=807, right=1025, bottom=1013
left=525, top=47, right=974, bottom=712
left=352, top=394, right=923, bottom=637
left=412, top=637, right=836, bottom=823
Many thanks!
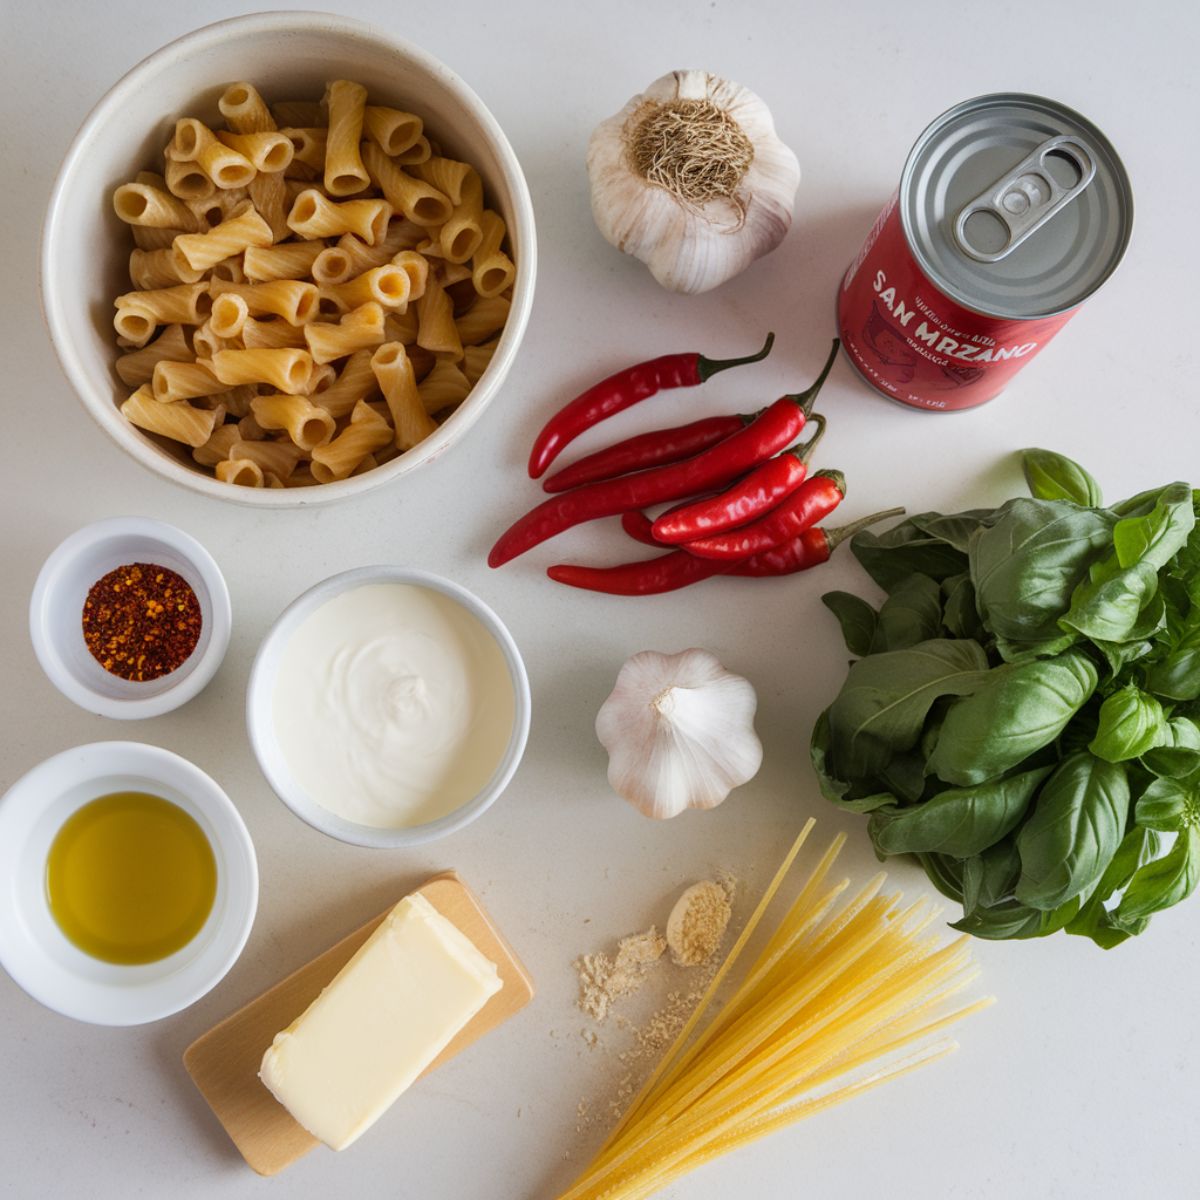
left=41, top=11, right=536, bottom=506
left=0, top=742, right=258, bottom=1026
left=29, top=516, right=231, bottom=719
left=247, top=567, right=531, bottom=848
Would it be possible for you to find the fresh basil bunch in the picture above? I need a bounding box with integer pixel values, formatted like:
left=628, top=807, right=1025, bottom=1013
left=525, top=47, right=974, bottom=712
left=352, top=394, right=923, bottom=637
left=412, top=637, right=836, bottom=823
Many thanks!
left=811, top=449, right=1200, bottom=947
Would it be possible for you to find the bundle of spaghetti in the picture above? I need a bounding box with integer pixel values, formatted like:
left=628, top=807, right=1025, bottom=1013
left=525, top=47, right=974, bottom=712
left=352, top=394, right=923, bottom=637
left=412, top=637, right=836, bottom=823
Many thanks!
left=559, top=819, right=991, bottom=1200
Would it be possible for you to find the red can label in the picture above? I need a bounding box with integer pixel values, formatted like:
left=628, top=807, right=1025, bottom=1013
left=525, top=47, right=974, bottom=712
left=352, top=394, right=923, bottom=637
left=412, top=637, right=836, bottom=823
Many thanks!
left=837, top=194, right=1075, bottom=411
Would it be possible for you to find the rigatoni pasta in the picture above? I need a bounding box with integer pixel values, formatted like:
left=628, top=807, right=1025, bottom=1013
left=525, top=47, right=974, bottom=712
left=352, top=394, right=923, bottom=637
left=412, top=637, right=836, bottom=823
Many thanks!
left=107, top=78, right=515, bottom=487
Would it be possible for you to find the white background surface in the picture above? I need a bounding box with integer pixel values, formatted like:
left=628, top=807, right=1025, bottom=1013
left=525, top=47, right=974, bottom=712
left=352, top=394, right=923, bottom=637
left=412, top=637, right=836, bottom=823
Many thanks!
left=2, top=2, right=1198, bottom=1197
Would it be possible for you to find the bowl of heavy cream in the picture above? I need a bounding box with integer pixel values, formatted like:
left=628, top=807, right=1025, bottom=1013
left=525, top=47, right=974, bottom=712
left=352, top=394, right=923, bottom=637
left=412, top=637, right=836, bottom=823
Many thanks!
left=246, top=568, right=530, bottom=848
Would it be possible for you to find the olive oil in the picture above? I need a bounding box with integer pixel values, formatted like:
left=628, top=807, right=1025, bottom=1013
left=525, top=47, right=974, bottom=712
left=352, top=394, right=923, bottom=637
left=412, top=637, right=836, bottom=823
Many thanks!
left=46, top=791, right=217, bottom=965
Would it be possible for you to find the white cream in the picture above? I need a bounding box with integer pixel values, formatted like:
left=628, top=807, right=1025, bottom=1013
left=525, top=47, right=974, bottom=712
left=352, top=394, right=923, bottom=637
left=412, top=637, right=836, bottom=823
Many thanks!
left=272, top=583, right=515, bottom=828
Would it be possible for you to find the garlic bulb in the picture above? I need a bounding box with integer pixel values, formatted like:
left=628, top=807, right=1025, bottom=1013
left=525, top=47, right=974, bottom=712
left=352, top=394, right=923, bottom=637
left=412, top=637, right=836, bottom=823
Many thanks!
left=596, top=648, right=763, bottom=819
left=587, top=70, right=800, bottom=294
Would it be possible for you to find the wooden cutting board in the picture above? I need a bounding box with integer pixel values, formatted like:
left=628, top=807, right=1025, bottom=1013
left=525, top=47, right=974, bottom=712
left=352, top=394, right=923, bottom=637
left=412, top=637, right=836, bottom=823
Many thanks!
left=183, top=871, right=534, bottom=1176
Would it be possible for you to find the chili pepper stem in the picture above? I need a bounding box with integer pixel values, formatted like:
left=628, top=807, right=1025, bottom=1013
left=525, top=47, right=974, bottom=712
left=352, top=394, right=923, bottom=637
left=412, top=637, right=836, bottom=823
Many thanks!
left=821, top=506, right=907, bottom=553
left=790, top=413, right=827, bottom=464
left=696, top=331, right=775, bottom=381
left=783, top=338, right=840, bottom=416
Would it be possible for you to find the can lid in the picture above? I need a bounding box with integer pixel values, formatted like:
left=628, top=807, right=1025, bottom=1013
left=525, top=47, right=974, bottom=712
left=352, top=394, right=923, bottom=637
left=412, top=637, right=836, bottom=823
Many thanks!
left=901, top=94, right=1133, bottom=319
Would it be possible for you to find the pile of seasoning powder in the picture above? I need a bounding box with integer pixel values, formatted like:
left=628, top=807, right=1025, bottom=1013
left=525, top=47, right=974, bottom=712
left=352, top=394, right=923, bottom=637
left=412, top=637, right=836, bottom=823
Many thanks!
left=81, top=563, right=202, bottom=681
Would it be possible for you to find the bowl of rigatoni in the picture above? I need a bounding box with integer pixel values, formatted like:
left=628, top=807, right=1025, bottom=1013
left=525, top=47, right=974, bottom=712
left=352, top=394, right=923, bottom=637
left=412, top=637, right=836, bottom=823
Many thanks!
left=41, top=11, right=535, bottom=505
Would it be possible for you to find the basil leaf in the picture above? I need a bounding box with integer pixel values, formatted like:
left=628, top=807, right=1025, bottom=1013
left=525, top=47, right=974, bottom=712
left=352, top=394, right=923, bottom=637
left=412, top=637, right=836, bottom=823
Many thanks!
left=868, top=765, right=1050, bottom=858
left=1022, top=448, right=1103, bottom=506
left=915, top=852, right=964, bottom=903
left=851, top=517, right=972, bottom=592
left=809, top=711, right=899, bottom=814
left=1144, top=622, right=1200, bottom=702
left=1015, top=752, right=1129, bottom=910
left=878, top=752, right=928, bottom=804
left=1115, top=826, right=1200, bottom=923
left=926, top=651, right=1099, bottom=786
left=821, top=591, right=877, bottom=658
left=1134, top=777, right=1197, bottom=831
left=942, top=573, right=984, bottom=641
left=869, top=574, right=943, bottom=653
left=908, top=510, right=1000, bottom=554
left=825, top=639, right=991, bottom=780
left=1112, top=481, right=1195, bottom=571
left=1141, top=717, right=1200, bottom=778
left=1065, top=825, right=1160, bottom=947
left=970, top=499, right=1114, bottom=653
left=950, top=898, right=1071, bottom=940
left=1089, top=685, right=1169, bottom=763
left=962, top=837, right=1022, bottom=915
left=1060, top=557, right=1160, bottom=645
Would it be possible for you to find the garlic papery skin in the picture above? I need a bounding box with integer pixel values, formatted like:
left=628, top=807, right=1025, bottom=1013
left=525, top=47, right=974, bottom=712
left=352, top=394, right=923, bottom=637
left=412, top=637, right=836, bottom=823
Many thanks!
left=587, top=70, right=800, bottom=294
left=596, top=649, right=764, bottom=819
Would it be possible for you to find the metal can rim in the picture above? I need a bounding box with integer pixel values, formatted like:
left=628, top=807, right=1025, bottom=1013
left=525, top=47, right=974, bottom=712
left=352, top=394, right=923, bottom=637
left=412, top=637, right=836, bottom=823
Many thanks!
left=899, top=92, right=1134, bottom=321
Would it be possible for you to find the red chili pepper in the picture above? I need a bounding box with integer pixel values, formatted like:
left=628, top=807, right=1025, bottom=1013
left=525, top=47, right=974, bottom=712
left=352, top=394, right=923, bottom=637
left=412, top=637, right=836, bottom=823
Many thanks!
left=621, top=510, right=662, bottom=547
left=490, top=341, right=839, bottom=568
left=727, top=508, right=905, bottom=576
left=527, top=332, right=775, bottom=479
left=542, top=414, right=748, bottom=493
left=652, top=415, right=827, bottom=544
left=685, top=470, right=847, bottom=561
left=554, top=508, right=905, bottom=595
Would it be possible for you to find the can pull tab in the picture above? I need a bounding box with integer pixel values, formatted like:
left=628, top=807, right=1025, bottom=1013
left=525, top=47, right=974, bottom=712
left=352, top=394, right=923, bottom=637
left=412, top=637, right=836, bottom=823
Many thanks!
left=953, top=135, right=1097, bottom=263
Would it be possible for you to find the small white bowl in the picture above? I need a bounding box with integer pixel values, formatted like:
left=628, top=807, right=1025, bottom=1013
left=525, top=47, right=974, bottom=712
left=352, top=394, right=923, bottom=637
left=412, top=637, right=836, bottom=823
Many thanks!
left=247, top=567, right=531, bottom=848
left=0, top=742, right=258, bottom=1026
left=30, top=516, right=231, bottom=719
left=41, top=11, right=535, bottom=507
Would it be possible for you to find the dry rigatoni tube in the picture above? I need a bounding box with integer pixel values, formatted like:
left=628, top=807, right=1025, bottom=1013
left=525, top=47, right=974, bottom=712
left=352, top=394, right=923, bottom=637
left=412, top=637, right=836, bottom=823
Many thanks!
left=371, top=342, right=436, bottom=450
left=323, top=80, right=370, bottom=196
left=114, top=324, right=192, bottom=387
left=310, top=399, right=393, bottom=481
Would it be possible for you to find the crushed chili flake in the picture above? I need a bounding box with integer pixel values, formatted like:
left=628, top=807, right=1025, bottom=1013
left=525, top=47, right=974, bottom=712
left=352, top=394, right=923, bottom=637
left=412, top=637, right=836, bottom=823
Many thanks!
left=82, top=562, right=202, bottom=682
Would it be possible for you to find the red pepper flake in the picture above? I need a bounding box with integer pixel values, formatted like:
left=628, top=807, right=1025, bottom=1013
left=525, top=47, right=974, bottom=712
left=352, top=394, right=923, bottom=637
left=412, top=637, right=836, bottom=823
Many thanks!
left=81, top=562, right=202, bottom=682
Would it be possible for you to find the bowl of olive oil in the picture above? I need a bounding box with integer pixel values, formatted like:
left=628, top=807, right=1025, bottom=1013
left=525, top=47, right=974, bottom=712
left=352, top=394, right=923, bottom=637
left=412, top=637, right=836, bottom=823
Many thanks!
left=0, top=742, right=257, bottom=1025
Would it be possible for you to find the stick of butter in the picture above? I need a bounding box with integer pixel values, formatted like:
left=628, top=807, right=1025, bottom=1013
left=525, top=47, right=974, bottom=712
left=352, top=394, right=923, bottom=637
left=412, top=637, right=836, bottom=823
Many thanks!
left=259, top=892, right=503, bottom=1151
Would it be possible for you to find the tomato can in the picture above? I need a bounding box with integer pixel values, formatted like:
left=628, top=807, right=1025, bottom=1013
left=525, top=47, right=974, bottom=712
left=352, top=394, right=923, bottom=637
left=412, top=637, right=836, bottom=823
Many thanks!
left=837, top=94, right=1133, bottom=411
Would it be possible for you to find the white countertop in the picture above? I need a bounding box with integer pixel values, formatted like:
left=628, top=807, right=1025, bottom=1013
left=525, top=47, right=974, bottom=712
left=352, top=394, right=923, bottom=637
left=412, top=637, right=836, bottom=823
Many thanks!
left=3, top=2, right=1197, bottom=1197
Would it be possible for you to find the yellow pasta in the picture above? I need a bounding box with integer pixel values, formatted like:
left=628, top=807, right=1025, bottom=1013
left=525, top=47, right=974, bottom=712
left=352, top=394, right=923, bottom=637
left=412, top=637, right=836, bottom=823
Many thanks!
left=229, top=437, right=305, bottom=478
left=371, top=342, right=436, bottom=450
left=120, top=386, right=222, bottom=447
left=151, top=358, right=222, bottom=402
left=130, top=224, right=184, bottom=251
left=417, top=358, right=471, bottom=415
left=216, top=131, right=293, bottom=174
left=250, top=393, right=336, bottom=450
left=462, top=337, right=500, bottom=386
left=209, top=292, right=249, bottom=339
left=320, top=264, right=411, bottom=313
left=115, top=282, right=211, bottom=331
left=113, top=181, right=199, bottom=230
left=310, top=399, right=392, bottom=480
left=191, top=321, right=232, bottom=360
left=416, top=275, right=462, bottom=359
left=411, top=156, right=471, bottom=206
left=169, top=118, right=256, bottom=190
left=219, top=82, right=276, bottom=134
left=438, top=169, right=484, bottom=263
left=216, top=457, right=265, bottom=487
left=472, top=210, right=516, bottom=298
left=248, top=170, right=291, bottom=242
left=129, top=247, right=204, bottom=290
left=240, top=317, right=308, bottom=350
left=209, top=278, right=319, bottom=324
left=164, top=158, right=215, bottom=201
left=311, top=348, right=378, bottom=419
left=243, top=240, right=324, bottom=282
left=192, top=423, right=242, bottom=467
left=212, top=347, right=313, bottom=393
left=304, top=301, right=386, bottom=364
left=361, top=143, right=452, bottom=226
left=210, top=255, right=248, bottom=284
left=237, top=413, right=268, bottom=441
left=173, top=203, right=273, bottom=272
left=391, top=249, right=429, bottom=301
left=363, top=106, right=423, bottom=157
left=114, top=324, right=192, bottom=387
left=559, top=823, right=989, bottom=1200
left=272, top=100, right=325, bottom=128
left=286, top=189, right=390, bottom=244
left=206, top=385, right=257, bottom=419
left=395, top=136, right=432, bottom=166
left=456, top=294, right=511, bottom=346
left=384, top=308, right=419, bottom=346
left=323, top=79, right=369, bottom=196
